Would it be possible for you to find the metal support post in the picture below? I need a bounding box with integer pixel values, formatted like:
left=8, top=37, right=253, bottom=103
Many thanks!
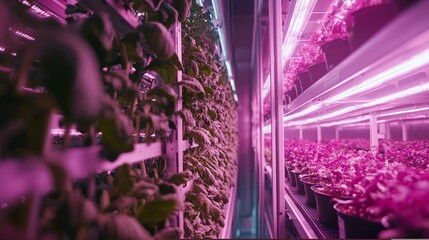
left=256, top=7, right=265, bottom=238
left=165, top=22, right=184, bottom=234
left=335, top=127, right=340, bottom=139
left=369, top=112, right=379, bottom=150
left=269, top=0, right=285, bottom=238
left=299, top=127, right=303, bottom=140
left=401, top=121, right=408, bottom=141
left=385, top=122, right=391, bottom=140
left=317, top=125, right=322, bottom=143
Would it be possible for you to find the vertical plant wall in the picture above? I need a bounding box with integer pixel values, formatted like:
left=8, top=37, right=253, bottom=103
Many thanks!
left=0, top=0, right=194, bottom=239
left=181, top=3, right=238, bottom=238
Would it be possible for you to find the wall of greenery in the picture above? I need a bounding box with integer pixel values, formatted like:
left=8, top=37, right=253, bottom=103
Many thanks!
left=181, top=3, right=239, bottom=238
left=0, top=0, right=194, bottom=239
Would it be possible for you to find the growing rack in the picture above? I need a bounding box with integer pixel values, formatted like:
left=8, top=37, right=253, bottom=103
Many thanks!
left=0, top=0, right=237, bottom=238
left=254, top=0, right=429, bottom=238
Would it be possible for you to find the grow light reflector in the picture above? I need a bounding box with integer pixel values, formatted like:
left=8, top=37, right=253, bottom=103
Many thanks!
left=288, top=82, right=429, bottom=126
left=325, top=48, right=429, bottom=104
left=283, top=47, right=429, bottom=122
left=379, top=106, right=429, bottom=118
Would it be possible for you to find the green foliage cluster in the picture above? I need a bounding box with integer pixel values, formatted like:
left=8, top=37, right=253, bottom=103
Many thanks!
left=0, top=0, right=195, bottom=238
left=180, top=3, right=239, bottom=238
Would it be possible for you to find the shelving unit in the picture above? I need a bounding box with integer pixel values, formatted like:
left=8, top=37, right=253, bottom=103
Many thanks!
left=255, top=0, right=429, bottom=238
left=1, top=1, right=238, bottom=239
left=271, top=1, right=429, bottom=136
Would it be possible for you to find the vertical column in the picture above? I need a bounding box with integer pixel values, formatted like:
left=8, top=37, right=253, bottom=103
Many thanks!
left=299, top=127, right=303, bottom=140
left=166, top=22, right=184, bottom=234
left=335, top=127, right=340, bottom=139
left=369, top=112, right=378, bottom=150
left=317, top=125, right=322, bottom=143
left=256, top=7, right=265, bottom=238
left=401, top=121, right=408, bottom=141
left=385, top=122, right=391, bottom=140
left=269, top=0, right=285, bottom=238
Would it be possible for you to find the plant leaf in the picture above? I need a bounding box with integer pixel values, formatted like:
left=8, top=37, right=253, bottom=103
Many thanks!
left=114, top=164, right=134, bottom=195
left=168, top=170, right=193, bottom=186
left=173, top=0, right=192, bottom=22
left=137, top=199, right=177, bottom=224
left=179, top=78, right=205, bottom=93
left=139, top=22, right=174, bottom=60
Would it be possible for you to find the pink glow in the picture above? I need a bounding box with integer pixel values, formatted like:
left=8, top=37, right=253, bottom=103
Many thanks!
left=282, top=48, right=429, bottom=123
left=321, top=115, right=369, bottom=127
left=10, top=28, right=35, bottom=41
left=380, top=106, right=429, bottom=118
left=281, top=0, right=318, bottom=63
left=288, top=82, right=429, bottom=126
left=326, top=48, right=429, bottom=104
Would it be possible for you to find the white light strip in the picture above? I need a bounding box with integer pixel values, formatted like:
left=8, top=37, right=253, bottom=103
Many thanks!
left=10, top=28, right=35, bottom=41
left=211, top=0, right=237, bottom=102
left=283, top=47, right=429, bottom=122
left=0, top=47, right=5, bottom=52
left=225, top=60, right=233, bottom=77
left=379, top=106, right=429, bottom=117
left=230, top=78, right=236, bottom=92
left=288, top=82, right=429, bottom=126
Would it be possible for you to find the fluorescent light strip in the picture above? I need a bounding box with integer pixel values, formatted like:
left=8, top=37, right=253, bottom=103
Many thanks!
left=262, top=0, right=317, bottom=101
left=379, top=106, right=429, bottom=117
left=230, top=78, right=236, bottom=92
left=325, top=48, right=429, bottom=104
left=308, top=106, right=429, bottom=128
left=288, top=82, right=429, bottom=126
left=225, top=60, right=233, bottom=77
left=283, top=47, right=429, bottom=122
left=210, top=0, right=237, bottom=101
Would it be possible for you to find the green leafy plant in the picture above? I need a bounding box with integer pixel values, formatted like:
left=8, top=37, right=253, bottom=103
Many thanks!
left=181, top=2, right=238, bottom=238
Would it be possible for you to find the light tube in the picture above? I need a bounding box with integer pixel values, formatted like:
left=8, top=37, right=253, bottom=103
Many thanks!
left=379, top=106, right=429, bottom=118
left=283, top=47, right=429, bottom=122
left=230, top=78, right=236, bottom=92
left=0, top=47, right=5, bottom=52
left=225, top=60, right=233, bottom=77
left=288, top=82, right=429, bottom=126
left=211, top=0, right=237, bottom=101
